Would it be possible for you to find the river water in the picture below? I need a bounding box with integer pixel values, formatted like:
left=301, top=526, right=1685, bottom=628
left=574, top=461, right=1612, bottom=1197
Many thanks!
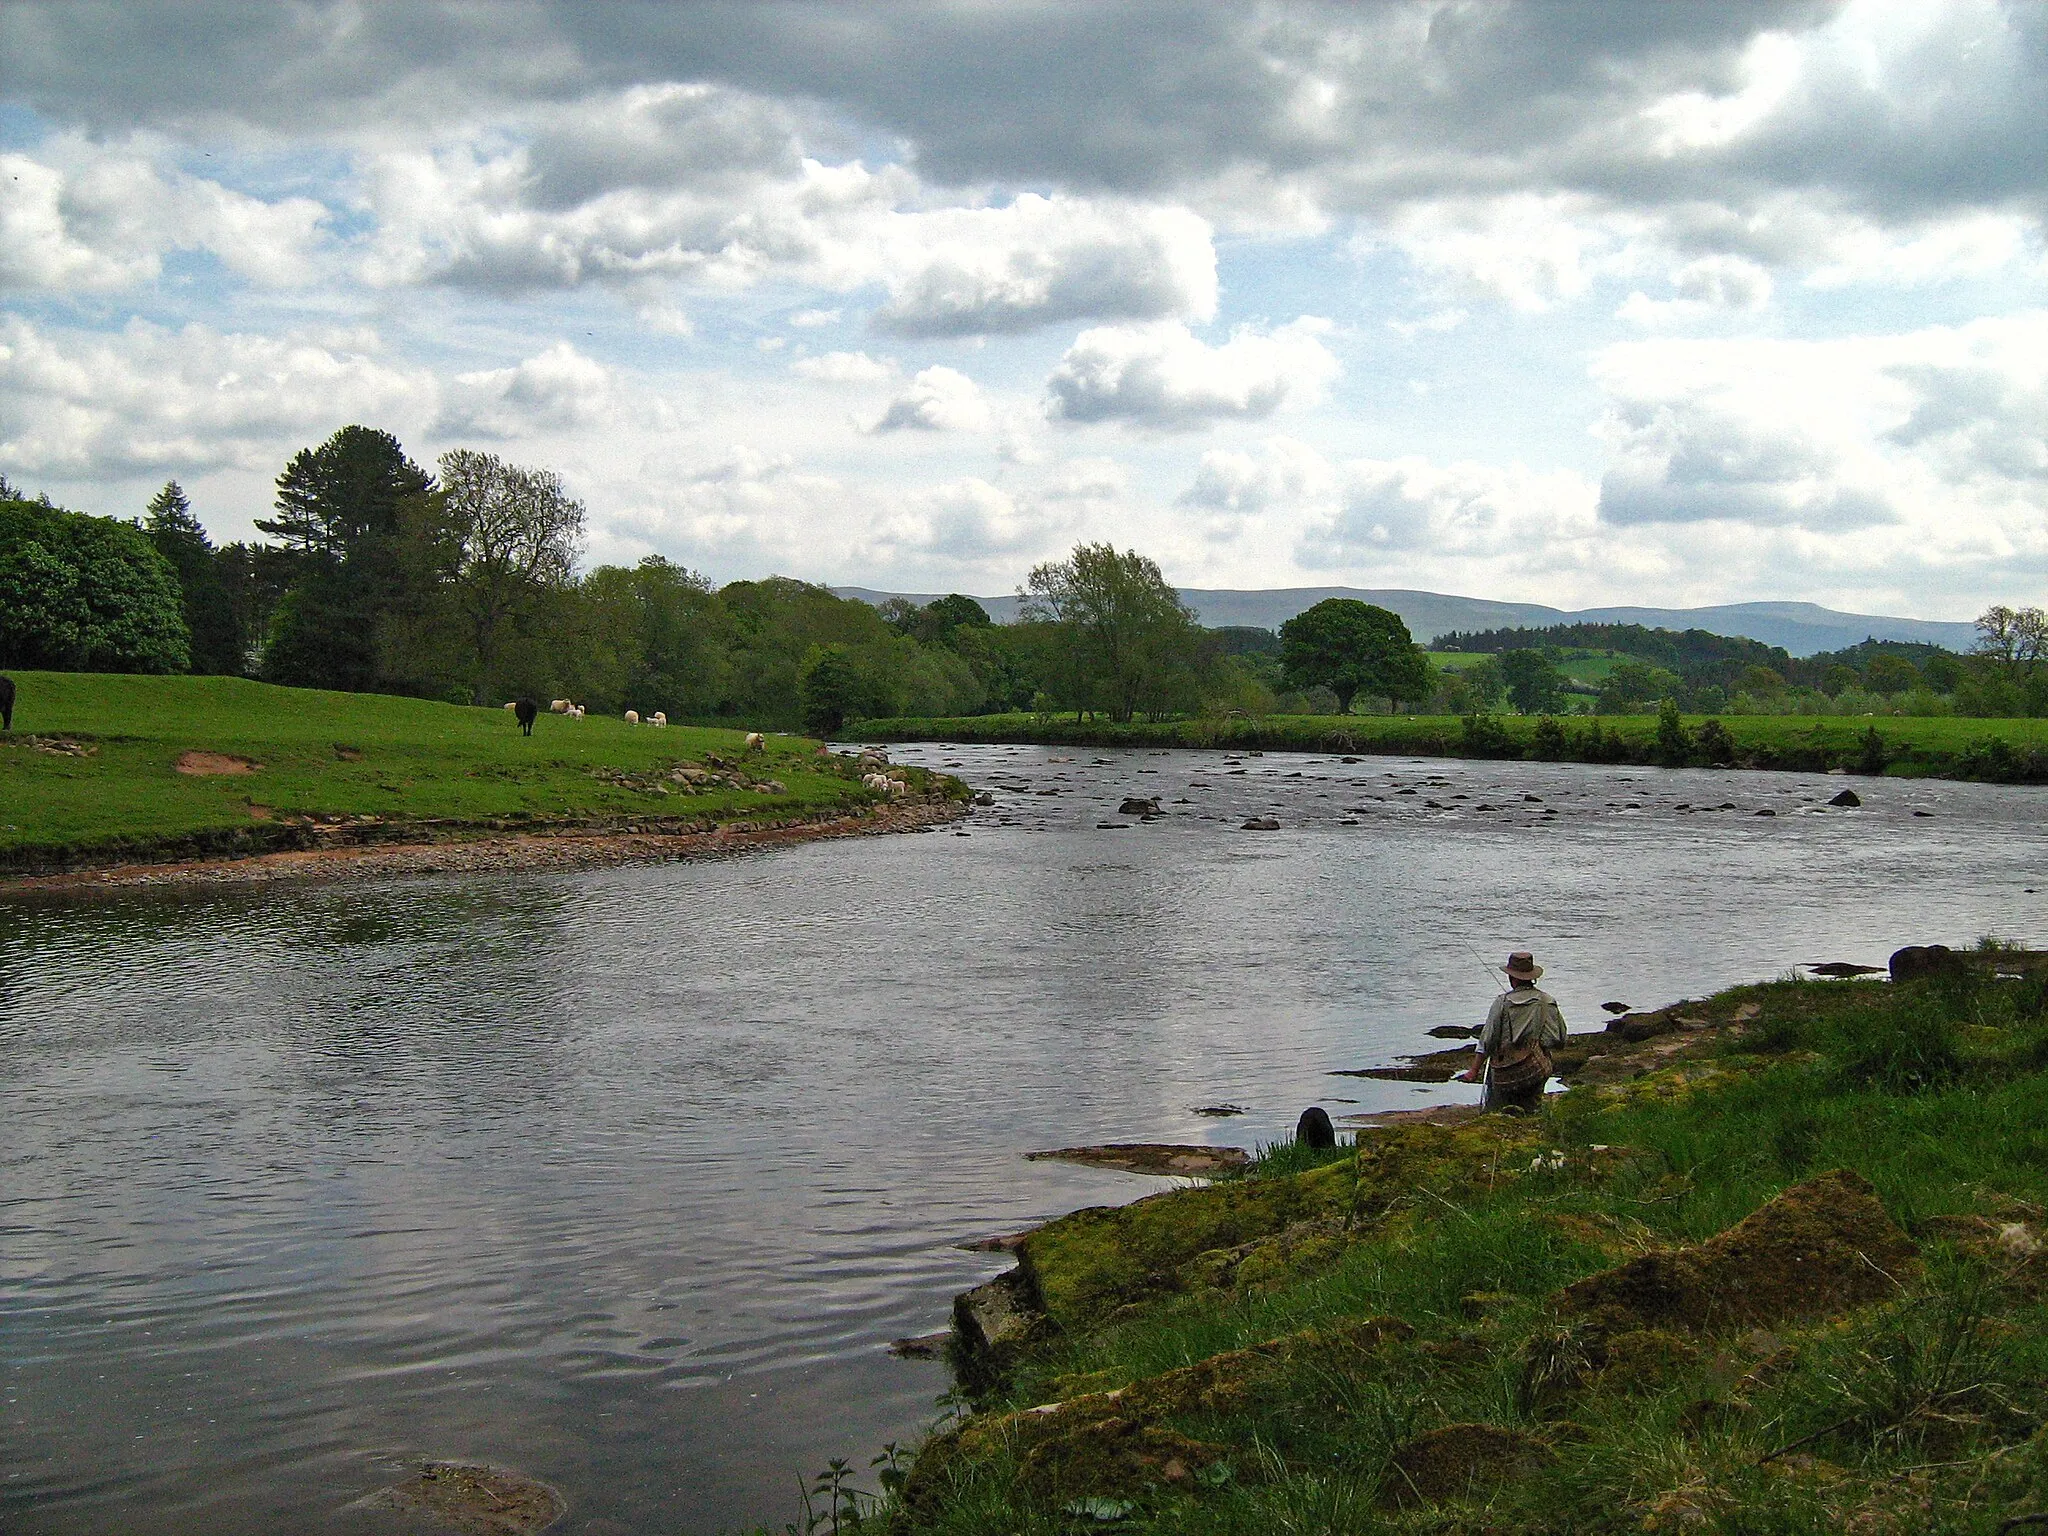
left=5, top=744, right=2045, bottom=1534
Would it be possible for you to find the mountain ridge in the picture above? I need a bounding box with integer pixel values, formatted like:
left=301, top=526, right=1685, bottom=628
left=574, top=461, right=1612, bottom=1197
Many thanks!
left=829, top=585, right=1978, bottom=658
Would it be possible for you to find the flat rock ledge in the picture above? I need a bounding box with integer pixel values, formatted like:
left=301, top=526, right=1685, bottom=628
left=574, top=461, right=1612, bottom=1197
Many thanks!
left=1025, top=1143, right=1250, bottom=1176
left=348, top=1462, right=565, bottom=1535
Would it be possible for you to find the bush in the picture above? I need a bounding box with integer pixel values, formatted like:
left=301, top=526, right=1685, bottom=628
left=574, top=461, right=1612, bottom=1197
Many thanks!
left=1655, top=698, right=1690, bottom=767
left=0, top=498, right=191, bottom=673
left=1856, top=725, right=1889, bottom=776
left=1460, top=713, right=1518, bottom=758
left=1531, top=715, right=1568, bottom=761
left=1693, top=717, right=1735, bottom=766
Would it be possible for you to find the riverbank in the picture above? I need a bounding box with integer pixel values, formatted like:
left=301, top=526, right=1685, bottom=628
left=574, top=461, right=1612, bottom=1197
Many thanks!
left=854, top=947, right=2048, bottom=1535
left=0, top=798, right=968, bottom=895
left=0, top=671, right=962, bottom=878
left=855, top=710, right=2048, bottom=784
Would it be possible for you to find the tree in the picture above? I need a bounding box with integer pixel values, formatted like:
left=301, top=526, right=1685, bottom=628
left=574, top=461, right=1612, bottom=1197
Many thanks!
left=1499, top=649, right=1566, bottom=714
left=1596, top=659, right=1683, bottom=714
left=0, top=497, right=190, bottom=672
left=433, top=449, right=586, bottom=704
left=1278, top=599, right=1430, bottom=714
left=1864, top=655, right=1920, bottom=695
left=799, top=644, right=865, bottom=735
left=258, top=426, right=432, bottom=692
left=143, top=481, right=244, bottom=674
left=1021, top=544, right=1201, bottom=723
left=1973, top=605, right=2046, bottom=680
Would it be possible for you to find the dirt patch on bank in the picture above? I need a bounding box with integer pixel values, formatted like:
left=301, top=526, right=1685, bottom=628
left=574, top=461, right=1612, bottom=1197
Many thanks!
left=174, top=750, right=259, bottom=775
left=2, top=800, right=967, bottom=895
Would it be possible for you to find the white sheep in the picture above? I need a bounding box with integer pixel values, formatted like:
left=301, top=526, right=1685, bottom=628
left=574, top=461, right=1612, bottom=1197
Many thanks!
left=887, top=779, right=908, bottom=798
left=570, top=705, right=585, bottom=718
left=650, top=712, right=667, bottom=727
left=550, top=699, right=571, bottom=714
left=862, top=771, right=892, bottom=792
left=625, top=710, right=640, bottom=724
left=503, top=701, right=518, bottom=712
left=744, top=731, right=765, bottom=751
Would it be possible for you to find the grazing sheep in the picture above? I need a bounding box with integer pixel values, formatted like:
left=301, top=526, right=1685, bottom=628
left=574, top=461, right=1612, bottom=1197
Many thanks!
left=887, top=779, right=908, bottom=798
left=0, top=674, right=13, bottom=732
left=744, top=731, right=765, bottom=751
left=503, top=701, right=518, bottom=712
left=625, top=710, right=640, bottom=724
left=862, top=771, right=892, bottom=792
left=570, top=705, right=585, bottom=718
left=650, top=712, right=667, bottom=727
left=514, top=699, right=538, bottom=736
left=550, top=699, right=571, bottom=714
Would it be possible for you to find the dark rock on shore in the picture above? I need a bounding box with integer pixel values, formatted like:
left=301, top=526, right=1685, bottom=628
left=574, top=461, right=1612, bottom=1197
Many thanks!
left=1807, top=961, right=1884, bottom=977
left=1890, top=943, right=1961, bottom=982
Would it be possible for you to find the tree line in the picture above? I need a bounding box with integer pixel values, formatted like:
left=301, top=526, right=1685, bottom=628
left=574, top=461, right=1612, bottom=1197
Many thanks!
left=1, top=429, right=1433, bottom=730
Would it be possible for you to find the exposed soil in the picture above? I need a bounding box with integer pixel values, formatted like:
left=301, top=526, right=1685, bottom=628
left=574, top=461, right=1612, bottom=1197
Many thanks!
left=1, top=800, right=968, bottom=896
left=174, top=750, right=259, bottom=775
left=351, top=1461, right=565, bottom=1534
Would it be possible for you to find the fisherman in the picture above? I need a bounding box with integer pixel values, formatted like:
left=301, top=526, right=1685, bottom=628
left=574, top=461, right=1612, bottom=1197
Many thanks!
left=1458, top=950, right=1567, bottom=1113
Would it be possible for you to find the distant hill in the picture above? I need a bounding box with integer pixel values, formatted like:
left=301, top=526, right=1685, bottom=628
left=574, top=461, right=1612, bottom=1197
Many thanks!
left=830, top=586, right=1977, bottom=658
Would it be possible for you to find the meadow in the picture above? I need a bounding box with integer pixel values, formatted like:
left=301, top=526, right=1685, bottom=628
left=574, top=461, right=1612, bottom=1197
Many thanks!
left=855, top=710, right=2048, bottom=782
left=0, top=671, right=885, bottom=870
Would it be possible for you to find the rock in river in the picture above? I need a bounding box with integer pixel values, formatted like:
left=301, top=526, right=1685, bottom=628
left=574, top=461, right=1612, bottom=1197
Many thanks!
left=1240, top=817, right=1281, bottom=831
left=1027, top=1143, right=1251, bottom=1176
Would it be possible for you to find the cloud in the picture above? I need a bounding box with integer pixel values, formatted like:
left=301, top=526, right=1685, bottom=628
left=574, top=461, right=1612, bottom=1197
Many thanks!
left=0, top=139, right=328, bottom=293
left=788, top=308, right=840, bottom=327
left=1046, top=318, right=1337, bottom=428
left=438, top=342, right=613, bottom=437
left=1617, top=254, right=1774, bottom=324
left=1591, top=315, right=2048, bottom=534
left=1298, top=457, right=1600, bottom=563
left=869, top=197, right=1216, bottom=335
left=871, top=476, right=1069, bottom=561
left=791, top=349, right=896, bottom=384
left=0, top=316, right=432, bottom=478
left=867, top=365, right=991, bottom=433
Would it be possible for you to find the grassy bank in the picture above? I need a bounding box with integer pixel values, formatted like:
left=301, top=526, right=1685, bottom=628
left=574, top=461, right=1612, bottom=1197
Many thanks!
left=854, top=710, right=2048, bottom=783
left=0, top=671, right=946, bottom=872
left=811, top=953, right=2048, bottom=1535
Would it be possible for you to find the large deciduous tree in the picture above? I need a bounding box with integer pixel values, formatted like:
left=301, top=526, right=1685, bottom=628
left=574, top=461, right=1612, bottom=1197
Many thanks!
left=1499, top=648, right=1567, bottom=714
left=1021, top=543, right=1200, bottom=723
left=1278, top=598, right=1429, bottom=714
left=433, top=449, right=586, bottom=704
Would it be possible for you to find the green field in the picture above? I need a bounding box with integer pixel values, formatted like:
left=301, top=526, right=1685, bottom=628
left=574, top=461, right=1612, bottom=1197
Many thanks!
left=854, top=710, right=2048, bottom=782
left=1429, top=650, right=1626, bottom=684
left=0, top=672, right=902, bottom=870
left=860, top=957, right=2048, bottom=1536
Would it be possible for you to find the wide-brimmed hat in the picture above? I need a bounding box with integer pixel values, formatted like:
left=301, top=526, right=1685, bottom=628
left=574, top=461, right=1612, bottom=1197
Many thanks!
left=1501, top=951, right=1544, bottom=980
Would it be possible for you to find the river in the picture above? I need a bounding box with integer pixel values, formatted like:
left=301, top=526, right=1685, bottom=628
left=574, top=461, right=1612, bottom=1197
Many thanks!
left=4, top=744, right=2044, bottom=1534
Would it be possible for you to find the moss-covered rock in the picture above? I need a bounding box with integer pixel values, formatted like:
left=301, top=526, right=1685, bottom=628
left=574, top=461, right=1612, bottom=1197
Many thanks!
left=1016, top=1416, right=1227, bottom=1502
left=1558, top=1169, right=1918, bottom=1335
left=1383, top=1423, right=1553, bottom=1507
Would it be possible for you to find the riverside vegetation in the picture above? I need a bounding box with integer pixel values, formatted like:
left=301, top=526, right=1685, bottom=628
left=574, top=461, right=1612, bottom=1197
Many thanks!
left=854, top=706, right=2048, bottom=785
left=789, top=948, right=2048, bottom=1536
left=0, top=671, right=958, bottom=873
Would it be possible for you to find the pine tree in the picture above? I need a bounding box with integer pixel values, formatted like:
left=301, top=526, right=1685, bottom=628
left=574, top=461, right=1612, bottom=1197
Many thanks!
left=143, top=482, right=244, bottom=674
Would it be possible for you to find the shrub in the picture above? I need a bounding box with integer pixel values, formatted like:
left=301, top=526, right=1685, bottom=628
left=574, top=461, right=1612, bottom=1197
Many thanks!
left=1655, top=698, right=1690, bottom=767
left=0, top=498, right=191, bottom=673
left=1693, top=717, right=1735, bottom=766
left=1460, top=713, right=1518, bottom=758
left=1531, top=715, right=1569, bottom=761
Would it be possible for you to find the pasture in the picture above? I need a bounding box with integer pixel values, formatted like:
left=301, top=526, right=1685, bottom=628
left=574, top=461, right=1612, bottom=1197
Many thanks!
left=0, top=672, right=871, bottom=866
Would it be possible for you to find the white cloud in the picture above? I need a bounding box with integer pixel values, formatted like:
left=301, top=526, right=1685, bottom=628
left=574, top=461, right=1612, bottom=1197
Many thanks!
left=1618, top=254, right=1774, bottom=325
left=1046, top=318, right=1337, bottom=428
left=1298, top=457, right=1600, bottom=563
left=788, top=308, right=841, bottom=328
left=791, top=349, right=897, bottom=384
left=868, top=365, right=992, bottom=433
left=0, top=140, right=328, bottom=293
left=1591, top=315, right=2048, bottom=543
left=870, top=197, right=1216, bottom=336
left=438, top=342, right=613, bottom=437
left=0, top=316, right=431, bottom=477
left=870, top=476, right=1068, bottom=562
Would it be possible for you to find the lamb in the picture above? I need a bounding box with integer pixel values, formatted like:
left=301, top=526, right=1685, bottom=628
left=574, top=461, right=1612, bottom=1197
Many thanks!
left=862, top=771, right=892, bottom=792
left=650, top=712, right=667, bottom=727
left=625, top=710, right=640, bottom=724
left=744, top=731, right=765, bottom=751
left=569, top=705, right=585, bottom=718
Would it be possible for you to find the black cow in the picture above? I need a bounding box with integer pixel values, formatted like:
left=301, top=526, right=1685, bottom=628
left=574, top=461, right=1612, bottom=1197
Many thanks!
left=513, top=697, right=538, bottom=736
left=0, top=674, right=13, bottom=732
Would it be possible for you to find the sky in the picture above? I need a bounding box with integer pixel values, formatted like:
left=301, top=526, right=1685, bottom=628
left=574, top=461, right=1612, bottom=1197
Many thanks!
left=1, top=1, right=2044, bottom=619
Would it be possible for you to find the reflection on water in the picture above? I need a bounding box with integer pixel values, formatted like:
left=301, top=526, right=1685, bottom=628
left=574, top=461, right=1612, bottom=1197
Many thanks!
left=4, top=745, right=2046, bottom=1533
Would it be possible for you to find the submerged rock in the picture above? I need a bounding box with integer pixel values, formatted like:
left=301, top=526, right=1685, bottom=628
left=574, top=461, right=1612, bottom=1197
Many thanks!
left=352, top=1462, right=565, bottom=1535
left=1240, top=816, right=1281, bottom=831
left=1118, top=796, right=1162, bottom=815
left=1026, top=1144, right=1250, bottom=1176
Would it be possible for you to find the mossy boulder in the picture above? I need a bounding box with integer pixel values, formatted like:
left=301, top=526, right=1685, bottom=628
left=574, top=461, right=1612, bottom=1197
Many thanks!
left=1558, top=1169, right=1917, bottom=1335
left=1383, top=1423, right=1552, bottom=1507
left=1016, top=1416, right=1227, bottom=1502
left=1017, top=1120, right=1540, bottom=1336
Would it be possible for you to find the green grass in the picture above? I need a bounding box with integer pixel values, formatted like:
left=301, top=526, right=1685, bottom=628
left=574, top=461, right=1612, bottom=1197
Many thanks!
left=854, top=710, right=2048, bottom=781
left=857, top=963, right=2048, bottom=1535
left=0, top=671, right=892, bottom=866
